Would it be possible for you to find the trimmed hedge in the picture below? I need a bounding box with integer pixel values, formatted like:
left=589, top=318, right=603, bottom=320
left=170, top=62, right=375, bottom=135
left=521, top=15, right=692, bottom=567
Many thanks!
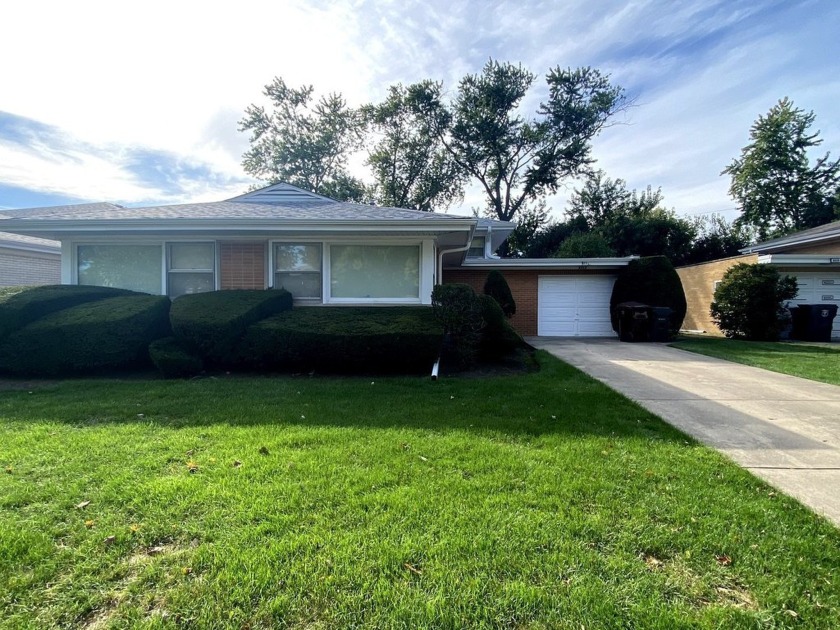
left=610, top=256, right=687, bottom=336
left=477, top=294, right=524, bottom=359
left=0, top=295, right=171, bottom=376
left=432, top=284, right=484, bottom=368
left=0, top=284, right=135, bottom=342
left=149, top=337, right=204, bottom=379
left=483, top=271, right=516, bottom=317
left=237, top=307, right=443, bottom=374
left=170, top=290, right=293, bottom=364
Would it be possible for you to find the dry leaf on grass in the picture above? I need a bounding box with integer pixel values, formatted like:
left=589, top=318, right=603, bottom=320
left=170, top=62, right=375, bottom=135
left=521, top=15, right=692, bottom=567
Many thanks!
left=104, top=535, right=116, bottom=546
left=75, top=500, right=91, bottom=509
left=404, top=563, right=422, bottom=575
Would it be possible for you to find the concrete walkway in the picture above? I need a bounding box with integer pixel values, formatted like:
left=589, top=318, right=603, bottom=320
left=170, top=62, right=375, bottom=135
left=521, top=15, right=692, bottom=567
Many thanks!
left=528, top=337, right=840, bottom=526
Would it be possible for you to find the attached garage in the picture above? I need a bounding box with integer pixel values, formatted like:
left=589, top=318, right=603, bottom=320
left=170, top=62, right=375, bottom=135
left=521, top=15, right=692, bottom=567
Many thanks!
left=788, top=272, right=840, bottom=339
left=538, top=275, right=616, bottom=336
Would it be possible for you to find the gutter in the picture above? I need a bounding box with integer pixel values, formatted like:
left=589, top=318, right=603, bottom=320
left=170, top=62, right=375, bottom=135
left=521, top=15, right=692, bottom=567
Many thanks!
left=436, top=226, right=476, bottom=285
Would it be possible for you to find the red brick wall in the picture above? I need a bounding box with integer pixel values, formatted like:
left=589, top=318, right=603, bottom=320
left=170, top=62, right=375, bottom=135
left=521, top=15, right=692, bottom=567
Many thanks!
left=220, top=242, right=266, bottom=290
left=443, top=268, right=607, bottom=336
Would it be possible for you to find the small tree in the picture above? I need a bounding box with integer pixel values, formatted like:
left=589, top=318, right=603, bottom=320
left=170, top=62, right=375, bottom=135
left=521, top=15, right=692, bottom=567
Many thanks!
left=710, top=264, right=798, bottom=340
left=483, top=271, right=516, bottom=317
left=554, top=232, right=615, bottom=258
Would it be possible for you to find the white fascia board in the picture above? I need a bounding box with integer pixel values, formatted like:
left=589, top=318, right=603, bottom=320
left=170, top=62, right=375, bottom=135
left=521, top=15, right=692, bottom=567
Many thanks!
left=0, top=240, right=60, bottom=255
left=0, top=218, right=477, bottom=240
left=757, top=254, right=840, bottom=266
left=742, top=231, right=840, bottom=254
left=450, top=256, right=638, bottom=270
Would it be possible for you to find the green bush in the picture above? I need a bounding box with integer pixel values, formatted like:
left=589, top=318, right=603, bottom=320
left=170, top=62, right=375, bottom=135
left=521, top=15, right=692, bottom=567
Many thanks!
left=483, top=271, right=516, bottom=317
left=0, top=295, right=171, bottom=376
left=610, top=256, right=687, bottom=337
left=237, top=307, right=443, bottom=374
left=711, top=263, right=798, bottom=340
left=432, top=284, right=484, bottom=369
left=554, top=232, right=616, bottom=258
left=170, top=290, right=293, bottom=364
left=149, top=337, right=204, bottom=379
left=0, top=284, right=135, bottom=342
left=477, top=294, right=523, bottom=359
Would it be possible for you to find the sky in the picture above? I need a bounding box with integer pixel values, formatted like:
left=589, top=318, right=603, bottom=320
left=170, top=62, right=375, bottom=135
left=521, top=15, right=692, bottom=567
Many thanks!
left=1, top=0, right=838, bottom=222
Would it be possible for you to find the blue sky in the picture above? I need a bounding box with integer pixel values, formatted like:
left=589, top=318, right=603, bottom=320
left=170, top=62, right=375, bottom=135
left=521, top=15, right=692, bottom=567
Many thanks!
left=1, top=0, right=838, bottom=221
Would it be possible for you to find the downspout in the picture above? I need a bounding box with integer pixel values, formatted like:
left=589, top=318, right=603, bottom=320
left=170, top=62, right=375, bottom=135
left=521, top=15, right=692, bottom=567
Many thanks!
left=436, top=226, right=477, bottom=285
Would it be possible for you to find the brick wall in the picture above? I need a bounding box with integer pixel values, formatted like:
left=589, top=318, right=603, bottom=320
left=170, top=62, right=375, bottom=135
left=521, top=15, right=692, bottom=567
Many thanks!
left=676, top=254, right=758, bottom=334
left=219, top=242, right=266, bottom=290
left=0, top=249, right=60, bottom=286
left=443, top=268, right=608, bottom=336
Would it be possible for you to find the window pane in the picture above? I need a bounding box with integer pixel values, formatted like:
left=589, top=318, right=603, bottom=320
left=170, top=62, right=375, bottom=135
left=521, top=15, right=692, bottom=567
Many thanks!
left=169, top=273, right=215, bottom=298
left=467, top=236, right=485, bottom=258
left=78, top=245, right=162, bottom=294
left=275, top=243, right=321, bottom=272
left=330, top=245, right=419, bottom=299
left=275, top=272, right=321, bottom=298
left=169, top=242, right=214, bottom=270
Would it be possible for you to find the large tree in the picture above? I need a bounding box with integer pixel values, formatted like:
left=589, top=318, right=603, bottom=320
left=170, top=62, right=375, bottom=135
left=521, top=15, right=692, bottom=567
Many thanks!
left=724, top=98, right=840, bottom=240
left=408, top=61, right=626, bottom=221
left=239, top=77, right=365, bottom=199
left=362, top=84, right=464, bottom=211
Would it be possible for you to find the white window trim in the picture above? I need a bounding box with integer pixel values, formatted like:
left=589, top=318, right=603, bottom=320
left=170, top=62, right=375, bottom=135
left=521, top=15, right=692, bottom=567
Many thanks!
left=70, top=239, right=220, bottom=296
left=166, top=241, right=218, bottom=297
left=268, top=238, right=434, bottom=305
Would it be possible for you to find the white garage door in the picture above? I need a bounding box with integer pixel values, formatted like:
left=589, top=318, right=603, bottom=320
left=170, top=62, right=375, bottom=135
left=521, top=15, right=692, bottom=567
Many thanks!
left=538, top=275, right=616, bottom=337
left=788, top=272, right=840, bottom=339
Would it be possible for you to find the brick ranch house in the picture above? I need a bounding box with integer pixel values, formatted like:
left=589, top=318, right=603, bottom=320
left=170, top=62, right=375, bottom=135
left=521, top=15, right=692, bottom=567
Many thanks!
left=0, top=231, right=60, bottom=287
left=677, top=219, right=840, bottom=339
left=0, top=183, right=636, bottom=338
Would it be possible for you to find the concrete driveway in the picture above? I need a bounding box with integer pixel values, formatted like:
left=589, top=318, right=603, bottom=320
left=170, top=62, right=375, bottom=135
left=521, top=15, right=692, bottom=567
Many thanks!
left=529, top=337, right=840, bottom=526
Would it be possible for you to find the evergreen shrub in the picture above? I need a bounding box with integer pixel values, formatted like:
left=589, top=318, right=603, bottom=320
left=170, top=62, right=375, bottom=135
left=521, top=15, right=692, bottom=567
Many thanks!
left=609, top=256, right=686, bottom=337
left=170, top=290, right=293, bottom=363
left=0, top=295, right=171, bottom=376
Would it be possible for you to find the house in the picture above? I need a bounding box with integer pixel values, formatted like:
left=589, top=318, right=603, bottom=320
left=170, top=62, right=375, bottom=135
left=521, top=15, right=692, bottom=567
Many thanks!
left=0, top=183, right=636, bottom=337
left=0, top=231, right=60, bottom=287
left=678, top=220, right=840, bottom=339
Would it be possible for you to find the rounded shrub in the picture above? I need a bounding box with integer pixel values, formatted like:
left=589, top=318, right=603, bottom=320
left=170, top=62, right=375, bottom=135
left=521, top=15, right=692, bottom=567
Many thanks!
left=0, top=295, right=171, bottom=376
left=0, top=284, right=135, bottom=342
left=710, top=263, right=798, bottom=340
left=483, top=271, right=516, bottom=317
left=149, top=337, right=204, bottom=378
left=609, top=256, right=686, bottom=336
left=236, top=307, right=443, bottom=374
left=170, top=289, right=293, bottom=364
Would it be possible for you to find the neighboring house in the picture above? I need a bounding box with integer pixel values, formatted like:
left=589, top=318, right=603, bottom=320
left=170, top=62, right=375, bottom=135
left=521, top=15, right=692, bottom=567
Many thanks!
left=678, top=220, right=840, bottom=339
left=0, top=183, right=636, bottom=337
left=0, top=231, right=60, bottom=286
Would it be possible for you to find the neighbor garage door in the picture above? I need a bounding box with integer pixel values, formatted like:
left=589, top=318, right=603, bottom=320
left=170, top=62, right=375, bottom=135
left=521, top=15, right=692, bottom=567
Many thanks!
left=538, top=275, right=616, bottom=336
left=788, top=272, right=840, bottom=339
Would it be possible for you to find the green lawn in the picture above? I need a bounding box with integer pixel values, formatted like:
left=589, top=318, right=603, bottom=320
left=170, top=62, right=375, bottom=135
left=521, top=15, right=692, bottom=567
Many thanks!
left=1, top=353, right=839, bottom=629
left=671, top=336, right=840, bottom=386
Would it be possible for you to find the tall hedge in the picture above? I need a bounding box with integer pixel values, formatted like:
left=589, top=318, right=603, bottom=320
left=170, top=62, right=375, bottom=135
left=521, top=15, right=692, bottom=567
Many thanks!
left=609, top=256, right=687, bottom=336
left=483, top=271, right=516, bottom=317
left=0, top=284, right=135, bottom=342
left=236, top=307, right=443, bottom=374
left=0, top=295, right=171, bottom=376
left=432, top=284, right=484, bottom=368
left=170, top=290, right=293, bottom=364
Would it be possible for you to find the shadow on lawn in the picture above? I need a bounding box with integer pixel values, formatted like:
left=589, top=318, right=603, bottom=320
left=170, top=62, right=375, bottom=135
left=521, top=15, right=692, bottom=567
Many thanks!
left=0, top=352, right=692, bottom=442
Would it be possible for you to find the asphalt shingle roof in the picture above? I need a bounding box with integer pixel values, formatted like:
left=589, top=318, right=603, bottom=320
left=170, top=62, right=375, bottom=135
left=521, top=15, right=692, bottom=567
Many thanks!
left=744, top=219, right=840, bottom=252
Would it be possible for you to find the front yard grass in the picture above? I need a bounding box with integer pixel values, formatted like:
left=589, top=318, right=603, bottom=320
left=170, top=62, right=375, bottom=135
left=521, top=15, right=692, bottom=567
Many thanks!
left=1, top=352, right=839, bottom=629
left=671, top=336, right=840, bottom=386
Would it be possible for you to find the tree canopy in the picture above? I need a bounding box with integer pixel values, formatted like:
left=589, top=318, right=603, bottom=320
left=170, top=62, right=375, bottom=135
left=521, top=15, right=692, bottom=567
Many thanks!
left=362, top=83, right=464, bottom=211
left=407, top=61, right=627, bottom=221
left=239, top=77, right=364, bottom=198
left=724, top=98, right=840, bottom=240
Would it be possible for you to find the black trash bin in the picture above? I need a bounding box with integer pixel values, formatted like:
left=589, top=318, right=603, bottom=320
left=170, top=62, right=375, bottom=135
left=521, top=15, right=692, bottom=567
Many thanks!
left=614, top=302, right=652, bottom=342
left=790, top=304, right=838, bottom=342
left=649, top=307, right=673, bottom=342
